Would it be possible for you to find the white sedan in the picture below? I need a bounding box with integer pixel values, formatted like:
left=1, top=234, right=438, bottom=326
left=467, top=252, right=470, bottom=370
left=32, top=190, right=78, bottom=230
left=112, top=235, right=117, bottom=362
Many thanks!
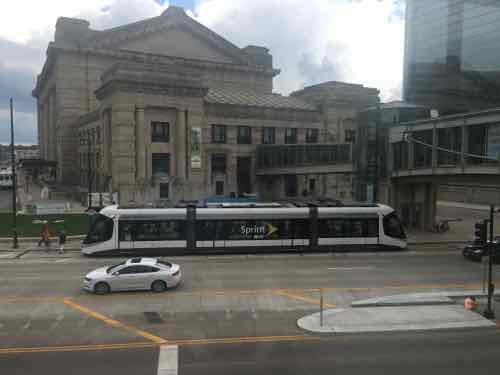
left=83, top=257, right=182, bottom=294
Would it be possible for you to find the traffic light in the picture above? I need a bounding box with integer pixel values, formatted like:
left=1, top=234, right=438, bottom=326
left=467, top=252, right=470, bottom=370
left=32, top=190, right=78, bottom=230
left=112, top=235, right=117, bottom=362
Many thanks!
left=474, top=220, right=488, bottom=244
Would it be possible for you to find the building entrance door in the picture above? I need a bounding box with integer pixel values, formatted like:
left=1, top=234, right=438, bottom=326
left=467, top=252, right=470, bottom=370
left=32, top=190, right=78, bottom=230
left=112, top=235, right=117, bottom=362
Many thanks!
left=237, top=157, right=252, bottom=196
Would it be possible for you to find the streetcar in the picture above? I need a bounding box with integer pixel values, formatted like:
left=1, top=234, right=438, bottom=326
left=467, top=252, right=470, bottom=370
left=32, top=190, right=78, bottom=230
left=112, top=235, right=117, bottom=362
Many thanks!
left=81, top=203, right=406, bottom=256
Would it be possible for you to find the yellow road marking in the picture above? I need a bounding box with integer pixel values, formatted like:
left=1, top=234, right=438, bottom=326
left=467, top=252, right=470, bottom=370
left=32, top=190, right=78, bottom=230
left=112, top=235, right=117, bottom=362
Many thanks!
left=274, top=290, right=336, bottom=308
left=170, top=335, right=321, bottom=346
left=0, top=335, right=323, bottom=355
left=62, top=298, right=167, bottom=344
left=0, top=342, right=155, bottom=355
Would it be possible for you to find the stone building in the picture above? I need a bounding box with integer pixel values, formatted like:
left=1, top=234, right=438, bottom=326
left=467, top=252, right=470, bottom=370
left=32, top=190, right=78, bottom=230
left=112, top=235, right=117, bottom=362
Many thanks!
left=33, top=6, right=379, bottom=205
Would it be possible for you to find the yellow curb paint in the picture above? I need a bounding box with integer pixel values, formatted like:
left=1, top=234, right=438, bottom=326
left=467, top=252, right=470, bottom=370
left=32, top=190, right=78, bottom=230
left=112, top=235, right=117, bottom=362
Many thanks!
left=62, top=298, right=167, bottom=344
left=274, top=290, right=336, bottom=308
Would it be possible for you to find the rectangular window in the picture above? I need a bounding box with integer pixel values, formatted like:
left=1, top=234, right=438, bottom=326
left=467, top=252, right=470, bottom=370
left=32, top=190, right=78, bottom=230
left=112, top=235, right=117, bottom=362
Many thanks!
left=96, top=128, right=101, bottom=144
left=237, top=126, right=252, bottom=144
left=262, top=127, right=276, bottom=144
left=215, top=181, right=224, bottom=195
left=211, top=154, right=226, bottom=174
left=212, top=125, right=226, bottom=143
left=151, top=122, right=169, bottom=143
left=284, top=175, right=298, bottom=197
left=345, top=129, right=356, bottom=143
left=159, top=183, right=169, bottom=199
left=285, top=128, right=297, bottom=144
left=306, top=128, right=319, bottom=143
left=309, top=179, right=316, bottom=192
left=152, top=153, right=170, bottom=175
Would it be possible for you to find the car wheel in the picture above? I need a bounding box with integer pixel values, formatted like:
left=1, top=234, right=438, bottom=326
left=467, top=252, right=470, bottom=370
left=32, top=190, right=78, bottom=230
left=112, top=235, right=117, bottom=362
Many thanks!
left=151, top=280, right=167, bottom=293
left=94, top=282, right=110, bottom=295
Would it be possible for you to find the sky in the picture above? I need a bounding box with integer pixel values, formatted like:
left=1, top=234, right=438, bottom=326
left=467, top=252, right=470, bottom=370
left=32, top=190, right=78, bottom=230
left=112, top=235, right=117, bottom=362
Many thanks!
left=0, top=0, right=405, bottom=144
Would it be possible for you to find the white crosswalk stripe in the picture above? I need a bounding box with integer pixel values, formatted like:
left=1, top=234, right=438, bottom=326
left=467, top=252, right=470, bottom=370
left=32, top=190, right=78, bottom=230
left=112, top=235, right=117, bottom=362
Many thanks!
left=157, top=345, right=178, bottom=375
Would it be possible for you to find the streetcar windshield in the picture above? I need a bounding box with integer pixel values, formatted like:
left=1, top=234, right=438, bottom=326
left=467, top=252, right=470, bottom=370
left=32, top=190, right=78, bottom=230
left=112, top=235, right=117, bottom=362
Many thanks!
left=84, top=214, right=114, bottom=244
left=383, top=212, right=406, bottom=239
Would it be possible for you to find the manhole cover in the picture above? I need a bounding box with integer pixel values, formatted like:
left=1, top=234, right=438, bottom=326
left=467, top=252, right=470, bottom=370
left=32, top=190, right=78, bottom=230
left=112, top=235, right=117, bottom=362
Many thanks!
left=143, top=311, right=164, bottom=324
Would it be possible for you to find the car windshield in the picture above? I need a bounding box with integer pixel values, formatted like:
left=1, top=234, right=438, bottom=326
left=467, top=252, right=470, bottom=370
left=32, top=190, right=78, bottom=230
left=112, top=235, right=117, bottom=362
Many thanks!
left=107, top=261, right=126, bottom=274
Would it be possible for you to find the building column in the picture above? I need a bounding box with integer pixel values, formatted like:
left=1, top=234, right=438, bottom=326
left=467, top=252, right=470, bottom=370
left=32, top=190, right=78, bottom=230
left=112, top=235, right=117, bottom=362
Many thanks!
left=135, top=107, right=146, bottom=180
left=424, top=183, right=437, bottom=231
left=408, top=132, right=414, bottom=170
left=176, top=109, right=186, bottom=180
left=461, top=124, right=468, bottom=170
left=431, top=125, right=438, bottom=168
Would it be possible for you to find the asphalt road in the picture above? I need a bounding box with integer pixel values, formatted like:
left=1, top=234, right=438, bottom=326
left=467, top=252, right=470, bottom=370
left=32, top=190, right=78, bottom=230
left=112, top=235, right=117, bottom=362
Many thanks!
left=1, top=250, right=499, bottom=374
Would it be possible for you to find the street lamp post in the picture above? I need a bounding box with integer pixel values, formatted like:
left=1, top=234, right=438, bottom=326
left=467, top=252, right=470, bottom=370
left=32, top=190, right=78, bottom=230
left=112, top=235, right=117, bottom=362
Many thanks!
left=483, top=205, right=495, bottom=319
left=10, top=98, right=18, bottom=249
left=87, top=132, right=92, bottom=210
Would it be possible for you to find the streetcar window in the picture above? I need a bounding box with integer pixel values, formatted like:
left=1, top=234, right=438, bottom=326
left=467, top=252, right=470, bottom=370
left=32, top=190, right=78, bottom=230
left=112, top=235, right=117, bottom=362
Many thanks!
left=196, top=219, right=309, bottom=241
left=383, top=213, right=406, bottom=239
left=319, top=218, right=378, bottom=238
left=119, top=220, right=186, bottom=241
left=84, top=214, right=114, bottom=244
left=366, top=219, right=379, bottom=237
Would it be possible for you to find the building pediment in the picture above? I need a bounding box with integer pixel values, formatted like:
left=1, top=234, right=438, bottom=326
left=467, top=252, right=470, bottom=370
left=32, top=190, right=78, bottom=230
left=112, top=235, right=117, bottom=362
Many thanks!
left=85, top=6, right=251, bottom=66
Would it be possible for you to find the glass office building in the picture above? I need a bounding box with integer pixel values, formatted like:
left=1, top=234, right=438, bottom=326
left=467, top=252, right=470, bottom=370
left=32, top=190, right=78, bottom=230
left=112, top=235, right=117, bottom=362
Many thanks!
left=404, top=0, right=500, bottom=115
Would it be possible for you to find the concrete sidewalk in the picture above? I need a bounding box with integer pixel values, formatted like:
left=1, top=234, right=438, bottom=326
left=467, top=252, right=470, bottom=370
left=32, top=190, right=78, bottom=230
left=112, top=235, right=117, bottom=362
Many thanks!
left=297, top=305, right=495, bottom=334
left=298, top=290, right=498, bottom=334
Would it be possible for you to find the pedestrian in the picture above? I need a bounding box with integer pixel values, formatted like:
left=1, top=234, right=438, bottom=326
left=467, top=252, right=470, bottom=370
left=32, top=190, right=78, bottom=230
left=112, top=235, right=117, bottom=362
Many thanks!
left=464, top=296, right=478, bottom=311
left=38, top=223, right=51, bottom=251
left=58, top=229, right=67, bottom=254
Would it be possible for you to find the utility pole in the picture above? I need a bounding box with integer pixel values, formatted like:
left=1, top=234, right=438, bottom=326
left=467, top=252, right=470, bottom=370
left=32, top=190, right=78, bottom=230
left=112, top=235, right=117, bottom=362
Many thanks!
left=87, top=132, right=92, bottom=210
left=483, top=204, right=495, bottom=319
left=10, top=98, right=18, bottom=248
left=373, top=102, right=381, bottom=203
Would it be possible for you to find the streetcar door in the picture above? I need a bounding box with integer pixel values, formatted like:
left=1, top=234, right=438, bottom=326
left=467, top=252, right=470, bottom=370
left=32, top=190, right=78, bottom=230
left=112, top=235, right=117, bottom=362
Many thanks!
left=118, top=221, right=135, bottom=250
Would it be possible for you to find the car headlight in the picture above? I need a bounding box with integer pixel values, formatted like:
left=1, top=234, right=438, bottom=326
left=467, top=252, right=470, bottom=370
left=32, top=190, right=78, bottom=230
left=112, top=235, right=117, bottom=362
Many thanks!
left=84, top=277, right=92, bottom=282
left=172, top=270, right=180, bottom=277
left=474, top=250, right=482, bottom=254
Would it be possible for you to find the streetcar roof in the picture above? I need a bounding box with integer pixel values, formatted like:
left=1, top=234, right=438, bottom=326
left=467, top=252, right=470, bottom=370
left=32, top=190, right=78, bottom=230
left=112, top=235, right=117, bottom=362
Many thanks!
left=98, top=204, right=395, bottom=220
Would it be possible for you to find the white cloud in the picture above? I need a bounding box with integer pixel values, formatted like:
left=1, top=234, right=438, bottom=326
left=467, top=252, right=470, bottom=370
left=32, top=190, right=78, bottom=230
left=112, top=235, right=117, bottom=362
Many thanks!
left=191, top=0, right=404, bottom=100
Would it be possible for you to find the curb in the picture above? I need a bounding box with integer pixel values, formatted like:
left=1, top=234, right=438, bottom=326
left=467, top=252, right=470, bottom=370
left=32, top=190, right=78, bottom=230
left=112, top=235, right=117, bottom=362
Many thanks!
left=0, top=235, right=85, bottom=243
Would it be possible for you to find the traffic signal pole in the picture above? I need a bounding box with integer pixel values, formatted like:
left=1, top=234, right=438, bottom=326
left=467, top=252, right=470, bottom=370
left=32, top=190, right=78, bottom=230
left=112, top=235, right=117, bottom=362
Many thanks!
left=484, top=205, right=495, bottom=319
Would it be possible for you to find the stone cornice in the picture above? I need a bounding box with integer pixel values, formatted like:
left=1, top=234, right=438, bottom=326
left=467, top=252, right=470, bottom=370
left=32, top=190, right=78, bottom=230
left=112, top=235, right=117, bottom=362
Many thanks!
left=33, top=44, right=280, bottom=97
left=95, top=63, right=209, bottom=100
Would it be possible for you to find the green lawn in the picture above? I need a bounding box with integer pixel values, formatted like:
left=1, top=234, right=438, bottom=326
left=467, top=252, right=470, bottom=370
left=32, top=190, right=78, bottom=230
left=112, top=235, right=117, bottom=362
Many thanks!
left=0, top=213, right=90, bottom=237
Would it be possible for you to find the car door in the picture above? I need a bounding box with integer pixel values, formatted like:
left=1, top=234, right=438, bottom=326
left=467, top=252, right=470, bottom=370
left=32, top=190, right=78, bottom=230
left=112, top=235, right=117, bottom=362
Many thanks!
left=112, top=266, right=143, bottom=291
left=134, top=265, right=160, bottom=290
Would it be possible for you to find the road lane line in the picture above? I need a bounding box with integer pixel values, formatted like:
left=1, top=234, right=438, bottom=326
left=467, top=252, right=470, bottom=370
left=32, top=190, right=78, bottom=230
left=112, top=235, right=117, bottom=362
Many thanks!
left=0, top=335, right=323, bottom=355
left=274, top=290, right=336, bottom=308
left=0, top=283, right=485, bottom=304
left=0, top=296, right=66, bottom=303
left=62, top=298, right=167, bottom=344
left=157, top=345, right=178, bottom=375
left=169, top=335, right=321, bottom=346
left=327, top=267, right=374, bottom=270
left=0, top=342, right=156, bottom=355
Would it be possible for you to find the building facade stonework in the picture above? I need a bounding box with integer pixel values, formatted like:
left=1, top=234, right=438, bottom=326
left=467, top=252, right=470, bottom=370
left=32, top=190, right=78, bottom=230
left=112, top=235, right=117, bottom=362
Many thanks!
left=33, top=6, right=379, bottom=205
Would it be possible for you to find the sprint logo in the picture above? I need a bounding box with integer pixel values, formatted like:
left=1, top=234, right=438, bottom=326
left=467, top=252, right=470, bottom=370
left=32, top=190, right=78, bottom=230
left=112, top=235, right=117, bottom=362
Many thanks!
left=240, top=223, right=278, bottom=238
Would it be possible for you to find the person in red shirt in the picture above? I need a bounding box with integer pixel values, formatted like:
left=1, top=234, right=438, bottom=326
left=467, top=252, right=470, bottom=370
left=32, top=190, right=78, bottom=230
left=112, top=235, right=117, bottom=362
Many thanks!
left=464, top=296, right=478, bottom=311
